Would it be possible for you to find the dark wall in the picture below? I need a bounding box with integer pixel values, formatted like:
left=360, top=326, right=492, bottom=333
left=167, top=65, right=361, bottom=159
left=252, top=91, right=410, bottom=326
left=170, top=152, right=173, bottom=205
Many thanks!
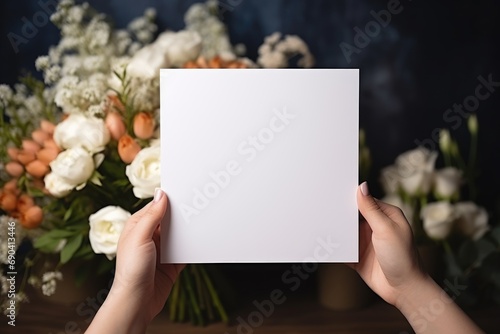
left=1, top=0, right=499, bottom=211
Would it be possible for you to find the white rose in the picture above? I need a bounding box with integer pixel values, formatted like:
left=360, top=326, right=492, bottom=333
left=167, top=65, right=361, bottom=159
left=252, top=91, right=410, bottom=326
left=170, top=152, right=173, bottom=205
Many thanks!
left=126, top=43, right=170, bottom=79
left=421, top=201, right=456, bottom=240
left=126, top=145, right=160, bottom=198
left=154, top=31, right=202, bottom=67
left=89, top=206, right=131, bottom=260
left=455, top=202, right=489, bottom=241
left=46, top=147, right=95, bottom=197
left=380, top=165, right=400, bottom=194
left=395, top=147, right=438, bottom=196
left=382, top=195, right=414, bottom=227
left=54, top=113, right=110, bottom=153
left=44, top=172, right=74, bottom=198
left=434, top=167, right=462, bottom=199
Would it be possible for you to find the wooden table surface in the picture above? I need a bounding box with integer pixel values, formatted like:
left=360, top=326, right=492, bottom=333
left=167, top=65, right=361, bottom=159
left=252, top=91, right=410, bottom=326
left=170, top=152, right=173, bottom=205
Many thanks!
left=1, top=292, right=497, bottom=334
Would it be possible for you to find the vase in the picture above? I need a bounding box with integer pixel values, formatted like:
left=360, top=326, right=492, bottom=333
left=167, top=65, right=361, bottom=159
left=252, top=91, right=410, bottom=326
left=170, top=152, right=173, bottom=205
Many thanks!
left=317, top=264, right=374, bottom=310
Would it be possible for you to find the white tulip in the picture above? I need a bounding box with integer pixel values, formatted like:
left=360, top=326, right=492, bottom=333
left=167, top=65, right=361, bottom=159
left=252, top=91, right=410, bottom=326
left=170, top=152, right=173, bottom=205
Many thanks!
left=126, top=145, right=160, bottom=199
left=89, top=206, right=131, bottom=260
left=421, top=201, right=456, bottom=240
left=455, top=202, right=489, bottom=241
left=434, top=167, right=462, bottom=199
left=54, top=113, right=110, bottom=153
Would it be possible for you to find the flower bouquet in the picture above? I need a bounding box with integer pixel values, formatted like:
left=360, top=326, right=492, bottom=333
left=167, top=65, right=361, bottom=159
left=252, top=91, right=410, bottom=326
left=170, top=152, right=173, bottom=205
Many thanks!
left=0, top=0, right=314, bottom=325
left=378, top=115, right=500, bottom=306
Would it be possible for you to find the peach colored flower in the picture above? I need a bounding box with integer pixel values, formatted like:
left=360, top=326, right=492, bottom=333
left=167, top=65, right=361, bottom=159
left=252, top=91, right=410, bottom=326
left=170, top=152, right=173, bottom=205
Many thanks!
left=105, top=112, right=126, bottom=140
left=22, top=139, right=41, bottom=154
left=37, top=148, right=59, bottom=165
left=107, top=94, right=125, bottom=113
left=26, top=160, right=50, bottom=178
left=7, top=147, right=19, bottom=161
left=17, top=151, right=36, bottom=165
left=31, top=129, right=50, bottom=145
left=43, top=138, right=61, bottom=151
left=0, top=192, right=17, bottom=212
left=118, top=134, right=141, bottom=164
left=20, top=206, right=43, bottom=229
left=133, top=112, right=155, bottom=140
left=17, top=194, right=34, bottom=213
left=3, top=179, right=19, bottom=195
left=6, top=162, right=24, bottom=177
left=40, top=120, right=56, bottom=134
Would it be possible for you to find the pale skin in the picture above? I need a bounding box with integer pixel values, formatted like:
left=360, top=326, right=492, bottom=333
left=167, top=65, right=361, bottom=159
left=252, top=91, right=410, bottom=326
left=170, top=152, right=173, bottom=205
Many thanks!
left=86, top=185, right=484, bottom=334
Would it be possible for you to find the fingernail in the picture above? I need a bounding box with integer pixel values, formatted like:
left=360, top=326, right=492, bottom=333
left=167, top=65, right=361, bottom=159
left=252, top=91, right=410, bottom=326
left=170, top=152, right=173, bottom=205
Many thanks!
left=153, top=188, right=164, bottom=203
left=360, top=182, right=370, bottom=196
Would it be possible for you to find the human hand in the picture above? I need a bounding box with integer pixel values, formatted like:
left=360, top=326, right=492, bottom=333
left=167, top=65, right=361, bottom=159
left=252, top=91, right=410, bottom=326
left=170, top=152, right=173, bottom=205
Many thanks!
left=351, top=182, right=483, bottom=334
left=349, top=182, right=426, bottom=306
left=86, top=189, right=184, bottom=333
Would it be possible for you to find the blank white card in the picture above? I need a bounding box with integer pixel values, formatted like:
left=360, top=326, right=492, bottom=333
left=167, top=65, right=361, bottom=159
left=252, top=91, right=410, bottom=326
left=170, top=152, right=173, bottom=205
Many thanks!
left=160, top=69, right=359, bottom=263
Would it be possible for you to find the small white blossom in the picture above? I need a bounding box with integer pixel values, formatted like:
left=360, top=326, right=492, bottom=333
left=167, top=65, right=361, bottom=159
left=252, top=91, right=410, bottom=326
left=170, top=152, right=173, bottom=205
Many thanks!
left=41, top=271, right=63, bottom=296
left=35, top=56, right=50, bottom=71
left=0, top=84, right=13, bottom=104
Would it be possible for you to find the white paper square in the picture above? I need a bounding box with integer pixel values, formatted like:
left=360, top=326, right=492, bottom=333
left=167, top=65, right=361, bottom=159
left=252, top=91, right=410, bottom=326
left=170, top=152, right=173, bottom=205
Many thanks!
left=160, top=69, right=359, bottom=263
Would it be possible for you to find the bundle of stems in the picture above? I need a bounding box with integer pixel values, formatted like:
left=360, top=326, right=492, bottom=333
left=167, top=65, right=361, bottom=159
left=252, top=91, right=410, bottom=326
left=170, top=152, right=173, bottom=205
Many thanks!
left=168, top=265, right=228, bottom=326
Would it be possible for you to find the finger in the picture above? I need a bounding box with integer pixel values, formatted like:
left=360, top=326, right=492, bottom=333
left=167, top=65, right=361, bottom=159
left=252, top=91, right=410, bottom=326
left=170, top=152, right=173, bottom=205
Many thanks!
left=135, top=188, right=169, bottom=241
left=376, top=199, right=408, bottom=225
left=356, top=182, right=394, bottom=234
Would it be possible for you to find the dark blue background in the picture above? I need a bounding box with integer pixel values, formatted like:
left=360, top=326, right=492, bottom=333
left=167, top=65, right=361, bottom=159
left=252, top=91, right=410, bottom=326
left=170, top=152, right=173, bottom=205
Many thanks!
left=1, top=0, right=499, bottom=212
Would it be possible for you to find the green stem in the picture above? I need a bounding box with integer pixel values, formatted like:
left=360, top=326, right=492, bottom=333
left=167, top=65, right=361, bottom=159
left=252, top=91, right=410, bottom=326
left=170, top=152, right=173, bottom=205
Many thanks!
left=200, top=266, right=229, bottom=324
left=182, top=270, right=205, bottom=326
left=169, top=280, right=181, bottom=321
left=467, top=132, right=478, bottom=200
left=179, top=284, right=186, bottom=322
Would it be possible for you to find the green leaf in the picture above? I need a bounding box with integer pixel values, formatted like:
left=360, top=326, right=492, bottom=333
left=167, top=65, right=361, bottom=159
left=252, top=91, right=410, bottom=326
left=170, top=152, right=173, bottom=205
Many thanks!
left=60, top=234, right=83, bottom=264
left=33, top=238, right=60, bottom=252
left=63, top=207, right=73, bottom=222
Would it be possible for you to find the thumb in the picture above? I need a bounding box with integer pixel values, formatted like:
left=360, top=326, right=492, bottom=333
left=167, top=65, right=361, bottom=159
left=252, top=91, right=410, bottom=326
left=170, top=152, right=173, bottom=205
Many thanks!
left=136, top=188, right=169, bottom=241
left=357, top=182, right=392, bottom=234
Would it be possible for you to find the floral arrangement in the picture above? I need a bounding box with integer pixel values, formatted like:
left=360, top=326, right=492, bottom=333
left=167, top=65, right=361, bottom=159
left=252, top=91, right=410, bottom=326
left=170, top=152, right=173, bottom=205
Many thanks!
left=379, top=115, right=500, bottom=306
left=0, top=0, right=314, bottom=325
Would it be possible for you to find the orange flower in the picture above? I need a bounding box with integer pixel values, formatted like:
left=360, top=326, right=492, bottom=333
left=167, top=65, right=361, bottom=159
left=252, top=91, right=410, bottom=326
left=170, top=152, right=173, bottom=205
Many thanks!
left=43, top=138, right=61, bottom=152
left=40, top=120, right=56, bottom=134
left=3, top=179, right=19, bottom=195
left=133, top=112, right=155, bottom=140
left=37, top=148, right=59, bottom=165
left=20, top=206, right=43, bottom=229
left=16, top=194, right=34, bottom=213
left=118, top=134, right=141, bottom=164
left=26, top=160, right=50, bottom=178
left=32, top=129, right=50, bottom=145
left=0, top=192, right=17, bottom=212
left=17, top=150, right=36, bottom=165
left=105, top=111, right=126, bottom=140
left=22, top=139, right=41, bottom=154
left=7, top=147, right=19, bottom=161
left=5, top=162, right=24, bottom=177
left=107, top=94, right=125, bottom=113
